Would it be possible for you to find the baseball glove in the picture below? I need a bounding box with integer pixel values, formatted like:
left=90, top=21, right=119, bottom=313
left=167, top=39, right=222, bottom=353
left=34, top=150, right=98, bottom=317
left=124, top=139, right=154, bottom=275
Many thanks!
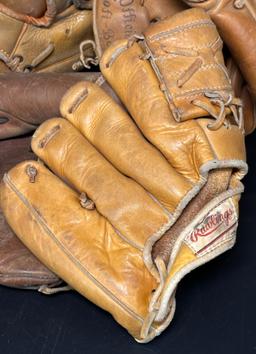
left=93, top=0, right=188, bottom=57
left=0, top=0, right=96, bottom=73
left=182, top=0, right=256, bottom=100
left=0, top=9, right=247, bottom=342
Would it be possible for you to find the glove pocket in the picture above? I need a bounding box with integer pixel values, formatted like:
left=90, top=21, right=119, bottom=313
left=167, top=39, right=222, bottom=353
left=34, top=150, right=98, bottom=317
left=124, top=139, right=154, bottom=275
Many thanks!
left=0, top=161, right=163, bottom=341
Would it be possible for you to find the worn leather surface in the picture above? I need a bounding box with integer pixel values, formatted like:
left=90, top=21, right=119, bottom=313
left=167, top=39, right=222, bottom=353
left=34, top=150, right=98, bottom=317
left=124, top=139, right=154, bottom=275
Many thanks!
left=93, top=0, right=188, bottom=57
left=73, top=0, right=92, bottom=9
left=0, top=2, right=95, bottom=73
left=0, top=9, right=247, bottom=342
left=182, top=0, right=256, bottom=99
left=0, top=72, right=101, bottom=140
left=0, top=0, right=48, bottom=17
left=226, top=57, right=256, bottom=135
left=0, top=136, right=61, bottom=289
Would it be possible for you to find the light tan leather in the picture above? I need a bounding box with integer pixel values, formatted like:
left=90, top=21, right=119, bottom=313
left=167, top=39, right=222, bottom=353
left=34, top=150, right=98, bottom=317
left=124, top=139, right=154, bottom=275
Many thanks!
left=32, top=118, right=170, bottom=248
left=0, top=9, right=247, bottom=343
left=0, top=3, right=95, bottom=73
left=0, top=161, right=159, bottom=339
left=182, top=0, right=256, bottom=99
left=60, top=82, right=192, bottom=213
left=93, top=0, right=188, bottom=57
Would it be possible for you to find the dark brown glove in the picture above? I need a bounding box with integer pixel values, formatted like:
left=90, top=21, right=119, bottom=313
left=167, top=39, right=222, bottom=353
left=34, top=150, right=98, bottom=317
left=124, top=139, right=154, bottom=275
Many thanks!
left=0, top=0, right=92, bottom=16
left=0, top=72, right=102, bottom=140
left=0, top=0, right=51, bottom=17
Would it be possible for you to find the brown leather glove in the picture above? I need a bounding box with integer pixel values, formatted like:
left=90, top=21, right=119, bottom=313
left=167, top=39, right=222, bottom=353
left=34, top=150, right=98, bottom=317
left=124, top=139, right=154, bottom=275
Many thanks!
left=0, top=0, right=54, bottom=17
left=0, top=9, right=247, bottom=342
left=0, top=136, right=63, bottom=292
left=0, top=0, right=92, bottom=14
left=182, top=0, right=256, bottom=100
left=93, top=0, right=188, bottom=57
left=0, top=0, right=96, bottom=73
left=226, top=57, right=256, bottom=135
left=0, top=72, right=111, bottom=140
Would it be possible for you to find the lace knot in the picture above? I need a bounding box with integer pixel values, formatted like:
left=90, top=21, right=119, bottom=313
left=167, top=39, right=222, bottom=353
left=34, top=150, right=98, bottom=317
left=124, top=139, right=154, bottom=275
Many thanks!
left=73, top=40, right=99, bottom=71
left=193, top=91, right=244, bottom=131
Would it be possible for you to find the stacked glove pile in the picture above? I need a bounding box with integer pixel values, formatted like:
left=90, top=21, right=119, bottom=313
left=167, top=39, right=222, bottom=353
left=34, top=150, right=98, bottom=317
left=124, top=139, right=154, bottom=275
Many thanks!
left=0, top=0, right=254, bottom=343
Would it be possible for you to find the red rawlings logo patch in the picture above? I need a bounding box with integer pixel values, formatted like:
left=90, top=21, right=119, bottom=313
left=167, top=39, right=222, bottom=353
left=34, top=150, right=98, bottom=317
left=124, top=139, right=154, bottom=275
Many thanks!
left=184, top=199, right=238, bottom=257
left=189, top=208, right=233, bottom=243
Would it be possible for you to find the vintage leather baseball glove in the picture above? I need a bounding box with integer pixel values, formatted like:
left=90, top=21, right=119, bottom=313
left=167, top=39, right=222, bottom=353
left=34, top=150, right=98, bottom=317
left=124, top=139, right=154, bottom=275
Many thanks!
left=93, top=0, right=188, bottom=57
left=0, top=0, right=96, bottom=73
left=0, top=9, right=247, bottom=342
left=182, top=0, right=256, bottom=100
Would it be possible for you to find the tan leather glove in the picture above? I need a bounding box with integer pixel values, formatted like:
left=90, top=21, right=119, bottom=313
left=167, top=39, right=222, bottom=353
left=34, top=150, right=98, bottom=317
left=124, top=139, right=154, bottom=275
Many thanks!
left=181, top=0, right=256, bottom=100
left=0, top=0, right=96, bottom=73
left=0, top=9, right=247, bottom=342
left=93, top=0, right=188, bottom=57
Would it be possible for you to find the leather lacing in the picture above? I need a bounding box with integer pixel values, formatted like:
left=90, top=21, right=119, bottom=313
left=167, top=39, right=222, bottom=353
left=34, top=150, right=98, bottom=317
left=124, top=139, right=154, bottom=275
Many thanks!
left=234, top=0, right=256, bottom=20
left=38, top=283, right=72, bottom=295
left=0, top=39, right=99, bottom=72
left=193, top=91, right=244, bottom=131
left=127, top=34, right=244, bottom=132
left=0, top=43, right=54, bottom=72
left=72, top=40, right=99, bottom=71
left=0, top=0, right=57, bottom=27
left=234, top=0, right=245, bottom=8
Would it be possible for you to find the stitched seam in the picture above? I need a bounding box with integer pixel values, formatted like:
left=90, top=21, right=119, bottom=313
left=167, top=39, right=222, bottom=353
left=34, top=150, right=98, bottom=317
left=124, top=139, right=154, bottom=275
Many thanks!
left=10, top=23, right=28, bottom=59
left=0, top=272, right=57, bottom=280
left=173, top=86, right=232, bottom=98
left=154, top=40, right=221, bottom=58
left=114, top=227, right=143, bottom=252
left=154, top=64, right=228, bottom=78
left=148, top=20, right=214, bottom=41
left=4, top=173, right=145, bottom=324
left=0, top=110, right=38, bottom=127
left=36, top=52, right=81, bottom=71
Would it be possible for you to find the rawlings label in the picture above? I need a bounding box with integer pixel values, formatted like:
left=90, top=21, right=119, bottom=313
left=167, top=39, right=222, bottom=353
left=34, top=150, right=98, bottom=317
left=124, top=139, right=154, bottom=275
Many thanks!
left=184, top=198, right=238, bottom=257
